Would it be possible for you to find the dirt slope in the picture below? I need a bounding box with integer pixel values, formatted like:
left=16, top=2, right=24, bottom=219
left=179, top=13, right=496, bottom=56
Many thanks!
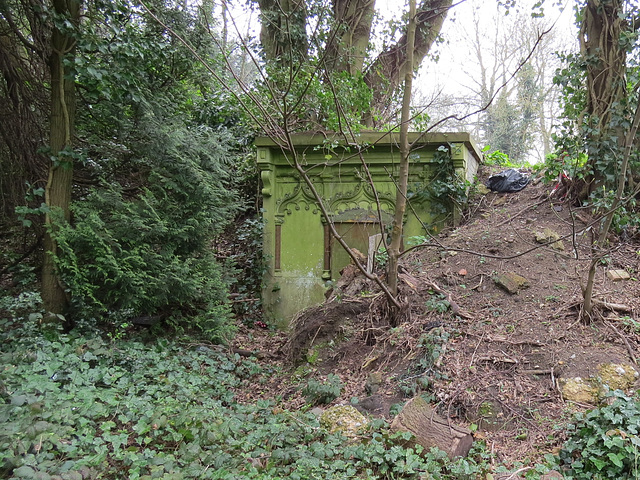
left=234, top=171, right=640, bottom=467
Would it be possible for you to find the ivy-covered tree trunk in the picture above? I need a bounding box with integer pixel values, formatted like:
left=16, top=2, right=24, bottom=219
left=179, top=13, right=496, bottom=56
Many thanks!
left=580, top=0, right=627, bottom=196
left=323, top=0, right=375, bottom=75
left=577, top=0, right=634, bottom=320
left=257, top=0, right=308, bottom=65
left=42, top=0, right=80, bottom=314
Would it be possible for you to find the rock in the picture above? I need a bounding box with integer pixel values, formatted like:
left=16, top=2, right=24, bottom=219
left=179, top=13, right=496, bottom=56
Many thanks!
left=557, top=377, right=600, bottom=404
left=390, top=396, right=473, bottom=458
left=606, top=269, right=631, bottom=281
left=597, top=363, right=638, bottom=391
left=535, top=228, right=564, bottom=251
left=558, top=363, right=639, bottom=404
left=494, top=272, right=529, bottom=294
left=320, top=405, right=368, bottom=437
left=310, top=407, right=324, bottom=417
left=477, top=184, right=491, bottom=195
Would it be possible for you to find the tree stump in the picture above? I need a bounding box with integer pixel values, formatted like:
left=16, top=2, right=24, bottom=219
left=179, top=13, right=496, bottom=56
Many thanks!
left=391, top=396, right=473, bottom=458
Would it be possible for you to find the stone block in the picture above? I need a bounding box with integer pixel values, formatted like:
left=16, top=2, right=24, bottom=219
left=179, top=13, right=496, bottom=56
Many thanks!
left=494, top=272, right=529, bottom=294
left=606, top=269, right=630, bottom=281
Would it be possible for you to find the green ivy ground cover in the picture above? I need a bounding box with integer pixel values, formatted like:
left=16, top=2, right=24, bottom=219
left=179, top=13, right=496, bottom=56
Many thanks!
left=8, top=307, right=636, bottom=479
left=0, top=314, right=501, bottom=480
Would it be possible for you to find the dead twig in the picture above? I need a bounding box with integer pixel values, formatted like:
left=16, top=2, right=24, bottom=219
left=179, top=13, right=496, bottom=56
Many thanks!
left=504, top=467, right=533, bottom=480
left=470, top=274, right=484, bottom=291
left=592, top=298, right=632, bottom=313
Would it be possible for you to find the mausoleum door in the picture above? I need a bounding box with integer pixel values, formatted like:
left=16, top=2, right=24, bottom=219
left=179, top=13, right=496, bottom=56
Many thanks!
left=331, top=222, right=384, bottom=280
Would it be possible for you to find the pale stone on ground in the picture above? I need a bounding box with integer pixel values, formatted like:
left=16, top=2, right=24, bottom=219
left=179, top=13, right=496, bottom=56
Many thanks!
left=319, top=405, right=368, bottom=437
left=606, top=269, right=631, bottom=281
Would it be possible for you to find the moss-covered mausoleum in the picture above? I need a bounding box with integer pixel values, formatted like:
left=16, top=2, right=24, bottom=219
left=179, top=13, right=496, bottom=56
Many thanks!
left=257, top=132, right=482, bottom=326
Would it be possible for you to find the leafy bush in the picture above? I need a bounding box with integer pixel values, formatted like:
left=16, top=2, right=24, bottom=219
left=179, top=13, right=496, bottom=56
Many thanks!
left=537, top=150, right=589, bottom=185
left=482, top=147, right=512, bottom=167
left=407, top=145, right=470, bottom=218
left=227, top=217, right=268, bottom=326
left=556, top=390, right=640, bottom=479
left=0, top=316, right=499, bottom=479
left=302, top=373, right=344, bottom=405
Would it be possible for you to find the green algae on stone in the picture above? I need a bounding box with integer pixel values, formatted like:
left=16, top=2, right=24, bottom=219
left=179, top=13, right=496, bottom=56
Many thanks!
left=319, top=405, right=368, bottom=437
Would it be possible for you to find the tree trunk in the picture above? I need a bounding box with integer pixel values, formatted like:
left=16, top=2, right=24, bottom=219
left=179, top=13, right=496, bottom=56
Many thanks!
left=255, top=0, right=452, bottom=125
left=582, top=98, right=640, bottom=321
left=391, top=396, right=473, bottom=458
left=256, top=0, right=308, bottom=65
left=580, top=0, right=627, bottom=196
left=578, top=0, right=630, bottom=319
left=387, top=0, right=416, bottom=298
left=323, top=0, right=375, bottom=74
left=363, top=0, right=452, bottom=127
left=42, top=0, right=79, bottom=315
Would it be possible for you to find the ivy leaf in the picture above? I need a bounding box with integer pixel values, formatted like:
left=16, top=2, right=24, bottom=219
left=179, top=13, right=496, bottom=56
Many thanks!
left=10, top=394, right=27, bottom=406
left=607, top=452, right=624, bottom=468
left=590, top=457, right=606, bottom=470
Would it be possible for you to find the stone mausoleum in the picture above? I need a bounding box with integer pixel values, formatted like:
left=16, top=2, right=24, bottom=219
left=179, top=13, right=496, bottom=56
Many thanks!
left=257, top=132, right=481, bottom=326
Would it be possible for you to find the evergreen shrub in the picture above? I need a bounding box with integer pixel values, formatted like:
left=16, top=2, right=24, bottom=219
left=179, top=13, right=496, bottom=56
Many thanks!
left=53, top=123, right=239, bottom=341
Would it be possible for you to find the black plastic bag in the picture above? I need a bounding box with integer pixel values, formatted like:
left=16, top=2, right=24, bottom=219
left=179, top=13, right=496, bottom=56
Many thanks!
left=485, top=169, right=530, bottom=193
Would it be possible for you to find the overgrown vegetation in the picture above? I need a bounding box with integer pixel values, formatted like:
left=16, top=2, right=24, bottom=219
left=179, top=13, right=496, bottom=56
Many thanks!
left=408, top=145, right=470, bottom=218
left=1, top=0, right=252, bottom=338
left=3, top=0, right=640, bottom=478
left=0, top=306, right=510, bottom=480
left=7, top=297, right=632, bottom=479
left=554, top=390, right=640, bottom=479
left=302, top=373, right=344, bottom=405
left=53, top=125, right=239, bottom=340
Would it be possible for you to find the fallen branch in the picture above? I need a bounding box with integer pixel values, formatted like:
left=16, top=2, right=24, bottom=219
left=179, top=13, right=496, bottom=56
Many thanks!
left=465, top=332, right=546, bottom=347
left=519, top=369, right=552, bottom=375
left=593, top=298, right=632, bottom=313
left=476, top=355, right=518, bottom=364
left=485, top=335, right=546, bottom=347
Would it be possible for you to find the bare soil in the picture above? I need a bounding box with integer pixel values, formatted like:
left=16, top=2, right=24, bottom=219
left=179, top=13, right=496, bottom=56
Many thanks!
left=233, top=170, right=640, bottom=468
